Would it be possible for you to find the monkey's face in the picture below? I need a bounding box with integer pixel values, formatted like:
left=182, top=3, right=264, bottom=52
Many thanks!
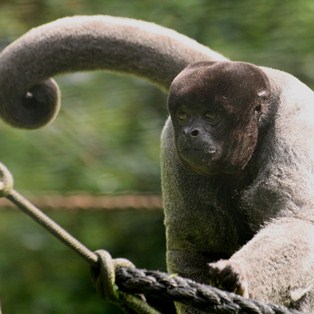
left=168, top=61, right=270, bottom=176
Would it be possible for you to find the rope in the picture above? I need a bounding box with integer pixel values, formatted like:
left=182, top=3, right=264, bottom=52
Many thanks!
left=0, top=162, right=303, bottom=314
left=0, top=163, right=156, bottom=313
left=0, top=194, right=163, bottom=211
left=115, top=267, right=301, bottom=314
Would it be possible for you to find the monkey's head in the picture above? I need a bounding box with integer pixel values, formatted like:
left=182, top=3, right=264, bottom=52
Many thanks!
left=168, top=61, right=271, bottom=175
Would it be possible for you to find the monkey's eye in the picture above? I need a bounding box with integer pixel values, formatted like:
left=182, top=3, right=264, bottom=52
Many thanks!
left=204, top=111, right=218, bottom=121
left=177, top=111, right=188, bottom=122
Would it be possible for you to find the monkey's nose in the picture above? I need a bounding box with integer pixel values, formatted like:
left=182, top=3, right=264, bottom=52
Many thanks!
left=190, top=128, right=201, bottom=137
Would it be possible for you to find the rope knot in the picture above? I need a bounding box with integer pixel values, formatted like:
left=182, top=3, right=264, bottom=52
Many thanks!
left=0, top=162, right=14, bottom=197
left=91, top=250, right=134, bottom=301
left=91, top=250, right=159, bottom=313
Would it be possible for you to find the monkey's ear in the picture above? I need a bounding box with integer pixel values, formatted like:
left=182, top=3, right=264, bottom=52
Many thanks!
left=254, top=88, right=271, bottom=125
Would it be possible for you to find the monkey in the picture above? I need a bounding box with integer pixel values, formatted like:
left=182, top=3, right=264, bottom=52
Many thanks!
left=162, top=61, right=314, bottom=313
left=1, top=15, right=314, bottom=313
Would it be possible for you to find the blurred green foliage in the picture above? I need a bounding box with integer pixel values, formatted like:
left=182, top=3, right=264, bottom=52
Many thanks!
left=0, top=0, right=314, bottom=313
left=0, top=209, right=165, bottom=313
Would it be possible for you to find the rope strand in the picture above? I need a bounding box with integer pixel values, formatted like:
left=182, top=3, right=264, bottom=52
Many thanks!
left=7, top=189, right=98, bottom=265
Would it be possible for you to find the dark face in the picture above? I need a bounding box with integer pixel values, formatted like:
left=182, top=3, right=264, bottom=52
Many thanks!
left=168, top=61, right=270, bottom=175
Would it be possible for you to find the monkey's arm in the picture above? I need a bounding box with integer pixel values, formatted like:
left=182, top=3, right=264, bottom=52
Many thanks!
left=0, top=15, right=227, bottom=129
left=209, top=218, right=314, bottom=311
left=208, top=69, right=314, bottom=312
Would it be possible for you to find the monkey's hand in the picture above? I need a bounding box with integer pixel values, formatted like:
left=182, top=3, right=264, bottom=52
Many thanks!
left=208, top=259, right=249, bottom=297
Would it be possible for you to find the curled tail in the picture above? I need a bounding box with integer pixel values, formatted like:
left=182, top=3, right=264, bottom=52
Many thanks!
left=0, top=15, right=227, bottom=129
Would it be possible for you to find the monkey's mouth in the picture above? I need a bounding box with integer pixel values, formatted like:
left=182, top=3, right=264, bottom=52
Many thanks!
left=179, top=148, right=218, bottom=171
left=180, top=148, right=217, bottom=157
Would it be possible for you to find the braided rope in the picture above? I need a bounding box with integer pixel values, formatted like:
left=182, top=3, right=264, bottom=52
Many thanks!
left=115, top=267, right=301, bottom=314
left=0, top=162, right=302, bottom=314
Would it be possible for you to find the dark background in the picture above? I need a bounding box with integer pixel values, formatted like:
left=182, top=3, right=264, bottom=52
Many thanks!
left=0, top=1, right=313, bottom=313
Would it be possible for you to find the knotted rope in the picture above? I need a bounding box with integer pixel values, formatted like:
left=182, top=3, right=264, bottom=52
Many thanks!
left=0, top=162, right=302, bottom=314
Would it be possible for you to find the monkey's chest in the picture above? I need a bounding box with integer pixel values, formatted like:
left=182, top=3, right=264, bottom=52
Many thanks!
left=171, top=192, right=248, bottom=256
left=164, top=165, right=252, bottom=256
